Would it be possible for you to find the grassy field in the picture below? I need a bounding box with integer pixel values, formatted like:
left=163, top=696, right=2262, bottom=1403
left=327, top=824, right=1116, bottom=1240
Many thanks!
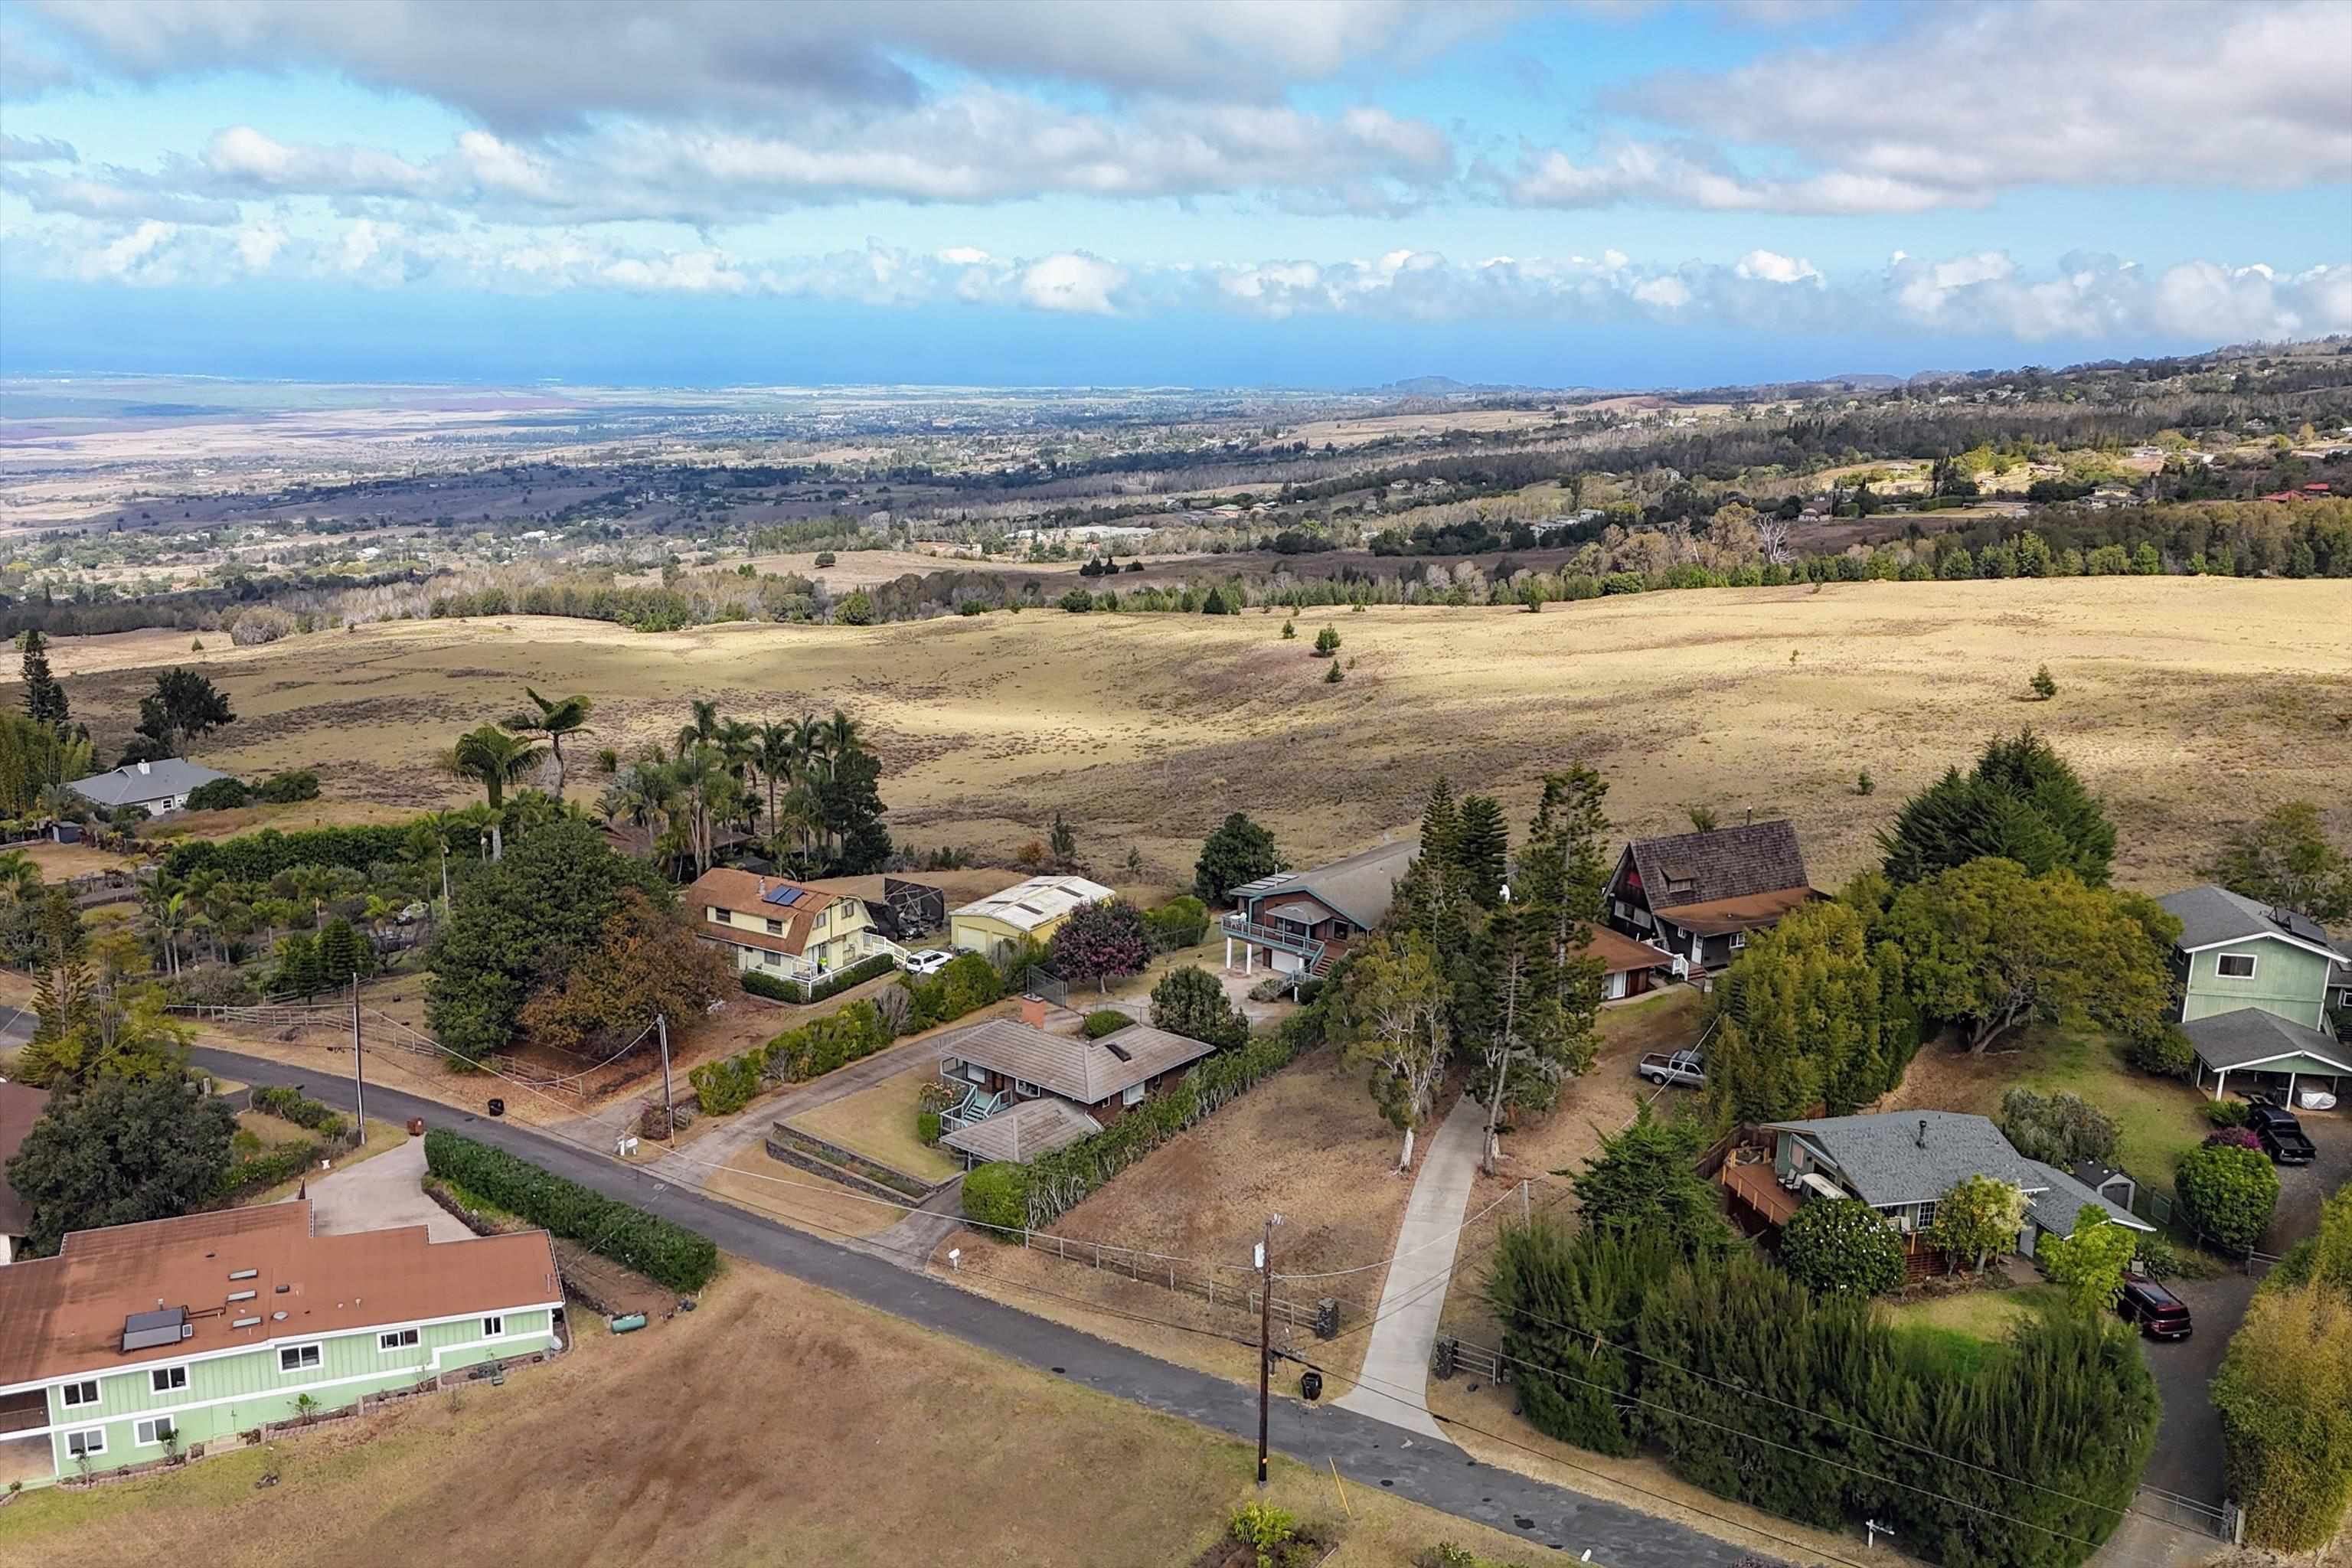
left=1880, top=1281, right=2065, bottom=1342
left=36, top=577, right=2352, bottom=894
left=0, top=1263, right=1558, bottom=1568
left=1883, top=1026, right=2210, bottom=1197
left=784, top=1062, right=960, bottom=1184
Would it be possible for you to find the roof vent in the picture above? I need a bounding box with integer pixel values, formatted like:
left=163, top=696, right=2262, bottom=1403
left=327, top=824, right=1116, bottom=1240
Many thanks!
left=231, top=1316, right=262, bottom=1329
left=1916, top=1118, right=1929, bottom=1149
left=228, top=1268, right=258, bottom=1281
left=136, top=760, right=152, bottom=775
left=1103, top=1040, right=1134, bottom=1063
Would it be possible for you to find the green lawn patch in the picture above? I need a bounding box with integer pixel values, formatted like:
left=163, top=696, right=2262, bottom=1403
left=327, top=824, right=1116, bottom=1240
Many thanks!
left=2010, top=1028, right=2208, bottom=1197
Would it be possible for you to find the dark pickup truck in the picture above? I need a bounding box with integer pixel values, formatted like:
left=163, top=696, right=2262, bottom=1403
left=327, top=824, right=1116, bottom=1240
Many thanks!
left=2245, top=1102, right=2317, bottom=1166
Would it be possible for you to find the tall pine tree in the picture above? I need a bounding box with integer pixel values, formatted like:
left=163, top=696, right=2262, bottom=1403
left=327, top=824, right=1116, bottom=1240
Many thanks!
left=18, top=630, right=67, bottom=727
left=1453, top=795, right=1508, bottom=906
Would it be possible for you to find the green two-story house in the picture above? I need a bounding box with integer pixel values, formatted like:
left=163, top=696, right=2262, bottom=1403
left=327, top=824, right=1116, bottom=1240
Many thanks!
left=0, top=1201, right=561, bottom=1489
left=2158, top=884, right=2351, bottom=1105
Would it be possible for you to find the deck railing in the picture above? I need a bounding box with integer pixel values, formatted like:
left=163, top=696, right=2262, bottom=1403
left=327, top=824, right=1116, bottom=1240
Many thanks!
left=1218, top=914, right=1327, bottom=970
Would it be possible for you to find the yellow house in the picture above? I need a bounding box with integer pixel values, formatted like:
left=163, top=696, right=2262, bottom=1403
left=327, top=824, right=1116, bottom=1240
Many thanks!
left=684, top=867, right=880, bottom=982
left=948, top=874, right=1116, bottom=959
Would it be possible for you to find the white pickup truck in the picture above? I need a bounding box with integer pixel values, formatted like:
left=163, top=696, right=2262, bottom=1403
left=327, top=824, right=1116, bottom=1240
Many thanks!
left=1638, top=1049, right=1706, bottom=1089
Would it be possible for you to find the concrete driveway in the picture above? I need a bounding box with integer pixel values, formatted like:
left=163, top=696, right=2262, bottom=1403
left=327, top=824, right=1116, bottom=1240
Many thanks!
left=303, top=1134, right=472, bottom=1243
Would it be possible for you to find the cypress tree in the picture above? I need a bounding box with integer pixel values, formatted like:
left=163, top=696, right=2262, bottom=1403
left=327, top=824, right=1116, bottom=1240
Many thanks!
left=1453, top=795, right=1508, bottom=904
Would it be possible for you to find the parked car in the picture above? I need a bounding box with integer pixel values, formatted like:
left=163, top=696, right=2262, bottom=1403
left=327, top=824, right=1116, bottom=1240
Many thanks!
left=1638, top=1049, right=1706, bottom=1089
left=902, top=948, right=956, bottom=976
left=2243, top=1101, right=2317, bottom=1165
left=2115, top=1279, right=2194, bottom=1341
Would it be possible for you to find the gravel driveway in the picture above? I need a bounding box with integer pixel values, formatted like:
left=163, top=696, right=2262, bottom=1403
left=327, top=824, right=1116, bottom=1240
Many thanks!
left=2259, top=1103, right=2350, bottom=1253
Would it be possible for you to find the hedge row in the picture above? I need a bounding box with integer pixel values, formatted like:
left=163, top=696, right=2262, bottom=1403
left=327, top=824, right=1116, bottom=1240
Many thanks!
left=688, top=999, right=893, bottom=1116
left=219, top=1139, right=320, bottom=1197
left=741, top=951, right=898, bottom=1005
left=165, top=822, right=420, bottom=881
left=965, top=1007, right=1322, bottom=1231
left=250, top=1084, right=348, bottom=1141
left=420, top=1129, right=717, bottom=1292
left=903, top=952, right=1002, bottom=1031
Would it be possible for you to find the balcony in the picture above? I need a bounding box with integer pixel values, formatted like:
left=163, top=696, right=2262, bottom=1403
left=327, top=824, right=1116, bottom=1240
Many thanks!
left=1220, top=913, right=1325, bottom=962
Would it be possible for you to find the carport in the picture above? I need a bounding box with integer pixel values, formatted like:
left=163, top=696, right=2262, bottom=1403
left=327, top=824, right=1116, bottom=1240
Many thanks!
left=2181, top=1008, right=2350, bottom=1108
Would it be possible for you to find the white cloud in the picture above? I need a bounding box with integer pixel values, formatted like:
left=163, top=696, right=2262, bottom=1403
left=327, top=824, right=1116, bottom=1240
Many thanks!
left=1020, top=252, right=1125, bottom=314
left=1508, top=139, right=1961, bottom=214
left=0, top=132, right=77, bottom=162
left=1631, top=276, right=1691, bottom=309
left=1734, top=248, right=1819, bottom=285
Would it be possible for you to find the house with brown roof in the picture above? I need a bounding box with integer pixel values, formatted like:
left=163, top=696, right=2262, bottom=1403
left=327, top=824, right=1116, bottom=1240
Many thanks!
left=1604, top=819, right=1820, bottom=976
left=1220, top=837, right=1419, bottom=980
left=0, top=1081, right=50, bottom=1266
left=0, top=1201, right=560, bottom=1488
left=935, top=997, right=1217, bottom=1166
left=1577, top=926, right=1677, bottom=1002
left=684, top=866, right=886, bottom=985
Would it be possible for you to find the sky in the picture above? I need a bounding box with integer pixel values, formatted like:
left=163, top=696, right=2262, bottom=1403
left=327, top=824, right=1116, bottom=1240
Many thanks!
left=2, top=0, right=2348, bottom=390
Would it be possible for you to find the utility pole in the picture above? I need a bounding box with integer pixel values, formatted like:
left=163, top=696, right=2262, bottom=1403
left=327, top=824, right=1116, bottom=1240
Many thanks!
left=656, top=1014, right=675, bottom=1148
left=349, top=973, right=364, bottom=1130
left=1256, top=1213, right=1282, bottom=1488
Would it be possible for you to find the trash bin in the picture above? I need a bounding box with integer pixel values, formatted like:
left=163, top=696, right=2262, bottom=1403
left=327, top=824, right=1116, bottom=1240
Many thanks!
left=405, top=1117, right=425, bottom=1137
left=487, top=1098, right=505, bottom=1118
left=1299, top=1370, right=1324, bottom=1403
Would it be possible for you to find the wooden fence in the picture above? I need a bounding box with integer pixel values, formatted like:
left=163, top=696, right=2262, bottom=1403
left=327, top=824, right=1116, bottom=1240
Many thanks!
left=1017, top=1229, right=1344, bottom=1338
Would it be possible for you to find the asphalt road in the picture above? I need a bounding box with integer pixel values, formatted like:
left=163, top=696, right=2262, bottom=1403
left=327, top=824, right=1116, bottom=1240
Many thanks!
left=190, top=1046, right=1795, bottom=1567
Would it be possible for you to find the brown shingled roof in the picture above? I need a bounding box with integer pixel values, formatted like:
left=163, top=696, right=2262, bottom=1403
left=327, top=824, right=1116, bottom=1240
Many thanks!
left=1576, top=927, right=1676, bottom=975
left=685, top=867, right=846, bottom=958
left=943, top=1017, right=1216, bottom=1106
left=1624, top=821, right=1812, bottom=912
left=0, top=1201, right=560, bottom=1390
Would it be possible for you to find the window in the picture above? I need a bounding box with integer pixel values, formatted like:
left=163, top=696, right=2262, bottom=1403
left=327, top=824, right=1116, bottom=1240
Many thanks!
left=64, top=1428, right=105, bottom=1459
left=150, top=1366, right=186, bottom=1393
left=378, top=1328, right=420, bottom=1352
left=1630, top=909, right=1652, bottom=929
left=61, top=1379, right=99, bottom=1407
left=1013, top=1079, right=1041, bottom=1098
left=765, top=918, right=782, bottom=935
left=711, top=908, right=732, bottom=926
left=278, top=1344, right=321, bottom=1374
left=482, top=1315, right=505, bottom=1339
left=1612, top=899, right=1628, bottom=919
left=1916, top=1201, right=1939, bottom=1231
left=2216, top=952, right=2256, bottom=978
left=135, top=1416, right=176, bottom=1447
left=1730, top=930, right=1747, bottom=950
left=1121, top=1083, right=1146, bottom=1108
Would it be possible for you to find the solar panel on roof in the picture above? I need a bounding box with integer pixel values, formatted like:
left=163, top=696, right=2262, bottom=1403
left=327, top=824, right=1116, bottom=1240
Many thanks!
left=763, top=886, right=803, bottom=907
left=122, top=1306, right=188, bottom=1352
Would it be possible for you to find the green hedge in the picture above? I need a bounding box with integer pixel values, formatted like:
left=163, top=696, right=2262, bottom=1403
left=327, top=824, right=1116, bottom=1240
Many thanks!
left=421, top=1129, right=717, bottom=1292
left=1082, top=1009, right=1130, bottom=1038
left=219, top=1139, right=320, bottom=1197
left=903, top=952, right=1002, bottom=1029
left=740, top=952, right=897, bottom=1005
left=688, top=999, right=893, bottom=1115
left=961, top=1161, right=1031, bottom=1229
left=165, top=822, right=421, bottom=881
left=250, top=1084, right=348, bottom=1141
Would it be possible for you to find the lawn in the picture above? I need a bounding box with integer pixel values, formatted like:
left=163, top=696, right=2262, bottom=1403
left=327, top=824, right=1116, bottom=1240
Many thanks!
left=784, top=1062, right=960, bottom=1184
left=1885, top=1024, right=2209, bottom=1197
left=1880, top=1282, right=2064, bottom=1341
left=0, top=1262, right=1555, bottom=1568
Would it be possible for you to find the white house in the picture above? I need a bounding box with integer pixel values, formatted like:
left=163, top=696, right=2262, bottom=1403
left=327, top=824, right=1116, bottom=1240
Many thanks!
left=66, top=759, right=230, bottom=817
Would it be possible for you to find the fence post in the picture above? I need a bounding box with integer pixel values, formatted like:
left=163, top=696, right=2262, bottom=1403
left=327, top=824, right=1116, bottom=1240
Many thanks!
left=1315, top=1298, right=1338, bottom=1340
left=1432, top=1334, right=1457, bottom=1380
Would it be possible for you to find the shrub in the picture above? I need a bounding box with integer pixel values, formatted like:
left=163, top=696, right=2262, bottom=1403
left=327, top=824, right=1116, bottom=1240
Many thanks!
left=813, top=552, right=835, bottom=567
left=1312, top=625, right=1340, bottom=657
left=249, top=1084, right=348, bottom=1141
left=2204, top=1128, right=2262, bottom=1151
left=163, top=822, right=432, bottom=881
left=2204, top=1099, right=2253, bottom=1127
left=2125, top=1021, right=2196, bottom=1078
left=422, top=1129, right=717, bottom=1292
left=740, top=970, right=797, bottom=1002
left=596, top=747, right=619, bottom=773
left=1150, top=964, right=1251, bottom=1050
left=1229, top=1501, right=1299, bottom=1565
left=2211, top=1282, right=2352, bottom=1550
left=2030, top=664, right=2058, bottom=700
left=185, top=776, right=252, bottom=812
left=256, top=769, right=321, bottom=804
left=2177, top=1141, right=2282, bottom=1251
left=805, top=952, right=896, bottom=1003
left=1280, top=619, right=1295, bottom=640
left=1779, top=1197, right=1905, bottom=1295
left=2131, top=1232, right=2182, bottom=1283
left=1856, top=769, right=1875, bottom=797
left=902, top=952, right=1001, bottom=1029
left=1081, top=1009, right=1130, bottom=1038
left=1322, top=662, right=1344, bottom=684
left=1997, top=1087, right=2119, bottom=1168
left=1142, top=894, right=1207, bottom=952
left=916, top=1110, right=942, bottom=1146
left=961, top=1161, right=1030, bottom=1230
left=1058, top=589, right=1093, bottom=613
left=218, top=1140, right=321, bottom=1197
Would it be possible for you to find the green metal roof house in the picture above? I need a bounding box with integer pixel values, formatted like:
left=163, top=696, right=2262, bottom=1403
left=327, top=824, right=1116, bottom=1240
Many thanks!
left=0, top=1200, right=560, bottom=1489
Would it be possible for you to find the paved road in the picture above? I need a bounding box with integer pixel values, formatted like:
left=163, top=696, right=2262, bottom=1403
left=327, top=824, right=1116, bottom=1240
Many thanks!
left=190, top=1045, right=1788, bottom=1567
left=1333, top=1094, right=1483, bottom=1440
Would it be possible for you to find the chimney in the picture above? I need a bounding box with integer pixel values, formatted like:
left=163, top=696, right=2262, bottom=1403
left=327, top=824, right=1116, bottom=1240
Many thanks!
left=138, top=760, right=152, bottom=775
left=1020, top=994, right=1049, bottom=1030
left=1916, top=1118, right=1928, bottom=1149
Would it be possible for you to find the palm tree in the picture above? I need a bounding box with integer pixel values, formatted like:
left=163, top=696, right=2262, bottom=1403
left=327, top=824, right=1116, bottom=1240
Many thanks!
left=755, top=719, right=795, bottom=839
left=448, top=727, right=544, bottom=858
left=406, top=811, right=458, bottom=910
left=449, top=801, right=504, bottom=870
left=670, top=745, right=743, bottom=875
left=505, top=688, right=593, bottom=797
left=675, top=698, right=720, bottom=759
left=145, top=886, right=188, bottom=978
left=714, top=718, right=758, bottom=785
left=821, top=708, right=862, bottom=760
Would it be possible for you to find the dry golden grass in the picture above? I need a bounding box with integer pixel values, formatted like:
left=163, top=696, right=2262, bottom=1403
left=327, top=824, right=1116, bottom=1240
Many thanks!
left=0, top=1262, right=1557, bottom=1568
left=940, top=1044, right=1414, bottom=1390
left=701, top=1138, right=907, bottom=1242
left=11, top=838, right=138, bottom=878
left=39, top=577, right=2347, bottom=893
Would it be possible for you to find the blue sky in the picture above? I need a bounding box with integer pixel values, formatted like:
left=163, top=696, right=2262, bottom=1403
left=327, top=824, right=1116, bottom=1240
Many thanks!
left=2, top=0, right=2347, bottom=388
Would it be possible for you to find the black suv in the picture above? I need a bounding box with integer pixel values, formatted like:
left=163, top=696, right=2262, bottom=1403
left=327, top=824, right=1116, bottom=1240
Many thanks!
left=2115, top=1279, right=2194, bottom=1341
left=2244, top=1102, right=2317, bottom=1166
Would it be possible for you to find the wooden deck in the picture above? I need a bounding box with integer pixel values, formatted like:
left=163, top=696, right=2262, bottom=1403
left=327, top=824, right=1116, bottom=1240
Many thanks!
left=1720, top=1158, right=1802, bottom=1227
